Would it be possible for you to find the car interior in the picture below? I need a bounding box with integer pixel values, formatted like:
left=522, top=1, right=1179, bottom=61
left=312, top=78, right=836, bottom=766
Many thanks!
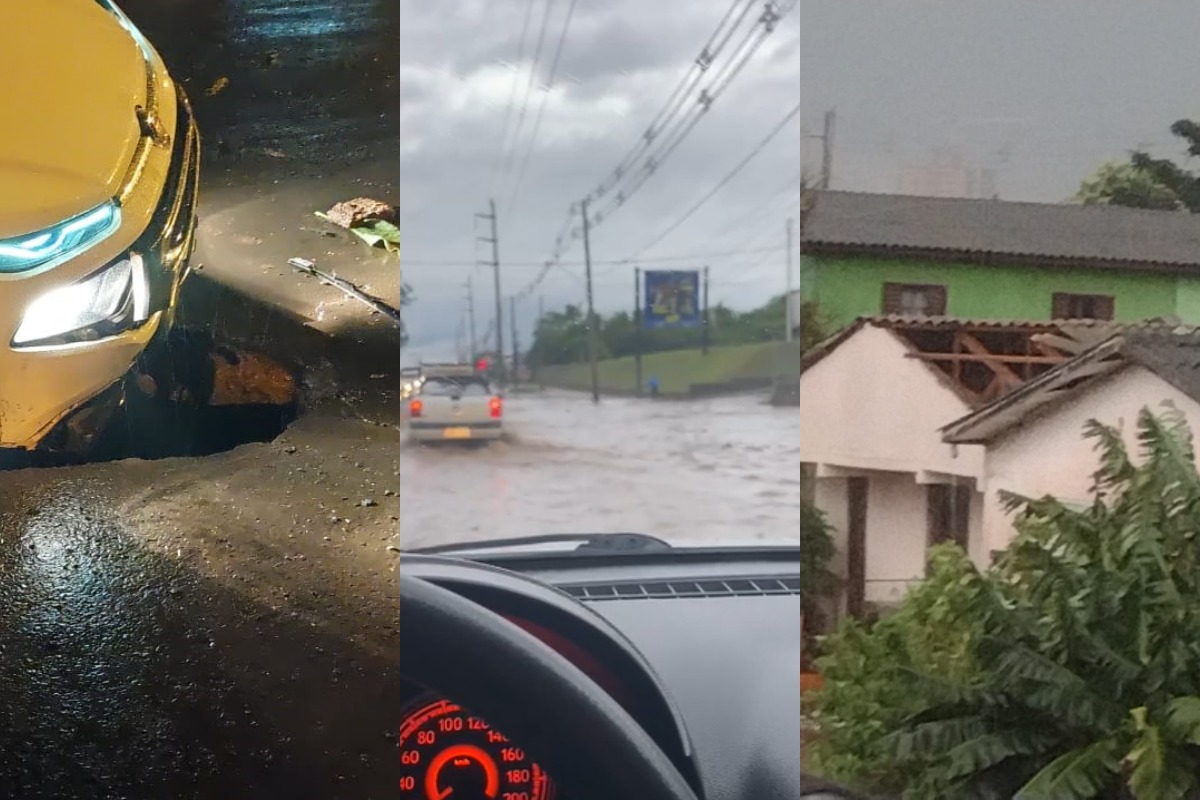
left=399, top=535, right=801, bottom=799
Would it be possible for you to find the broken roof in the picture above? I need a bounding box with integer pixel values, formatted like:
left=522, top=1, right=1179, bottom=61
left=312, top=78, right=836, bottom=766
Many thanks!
left=801, top=190, right=1200, bottom=272
left=941, top=326, right=1200, bottom=444
left=801, top=315, right=1080, bottom=407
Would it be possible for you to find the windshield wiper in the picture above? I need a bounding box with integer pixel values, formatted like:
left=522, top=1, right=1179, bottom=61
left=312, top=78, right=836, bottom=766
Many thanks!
left=406, top=532, right=674, bottom=556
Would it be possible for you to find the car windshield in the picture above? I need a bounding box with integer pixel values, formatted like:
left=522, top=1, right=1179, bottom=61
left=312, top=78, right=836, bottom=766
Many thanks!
left=398, top=0, right=802, bottom=551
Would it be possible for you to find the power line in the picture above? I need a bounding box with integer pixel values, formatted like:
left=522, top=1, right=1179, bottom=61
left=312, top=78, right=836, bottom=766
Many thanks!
left=401, top=245, right=784, bottom=269
left=586, top=0, right=795, bottom=229
left=498, top=0, right=555, bottom=197
left=519, top=0, right=758, bottom=298
left=589, top=0, right=755, bottom=205
left=506, top=0, right=580, bottom=217
left=489, top=0, right=539, bottom=198
left=624, top=100, right=800, bottom=260
left=520, top=0, right=792, bottom=309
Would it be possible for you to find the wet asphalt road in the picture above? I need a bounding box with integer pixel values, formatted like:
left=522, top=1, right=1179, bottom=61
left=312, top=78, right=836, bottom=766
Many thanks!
left=0, top=484, right=399, bottom=799
left=400, top=390, right=802, bottom=547
left=0, top=2, right=400, bottom=797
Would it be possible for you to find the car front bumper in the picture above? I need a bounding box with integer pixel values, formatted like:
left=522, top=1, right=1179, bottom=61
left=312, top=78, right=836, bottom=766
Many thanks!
left=0, top=85, right=200, bottom=451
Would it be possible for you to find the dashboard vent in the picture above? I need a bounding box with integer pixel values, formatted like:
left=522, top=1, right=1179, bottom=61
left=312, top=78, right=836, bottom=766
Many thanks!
left=559, top=576, right=800, bottom=602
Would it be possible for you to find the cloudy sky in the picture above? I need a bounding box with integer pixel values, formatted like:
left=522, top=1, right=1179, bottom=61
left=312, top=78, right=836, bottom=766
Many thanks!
left=802, top=1, right=1200, bottom=203
left=399, top=0, right=800, bottom=359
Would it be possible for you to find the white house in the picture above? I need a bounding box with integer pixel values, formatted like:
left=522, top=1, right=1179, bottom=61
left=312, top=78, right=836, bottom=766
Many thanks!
left=799, top=316, right=1084, bottom=615
left=942, top=327, right=1200, bottom=557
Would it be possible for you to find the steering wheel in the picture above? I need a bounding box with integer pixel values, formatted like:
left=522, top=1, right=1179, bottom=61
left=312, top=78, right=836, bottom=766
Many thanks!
left=400, top=568, right=702, bottom=800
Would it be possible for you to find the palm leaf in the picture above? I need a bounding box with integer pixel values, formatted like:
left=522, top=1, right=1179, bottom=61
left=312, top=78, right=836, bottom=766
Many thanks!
left=1014, top=738, right=1121, bottom=799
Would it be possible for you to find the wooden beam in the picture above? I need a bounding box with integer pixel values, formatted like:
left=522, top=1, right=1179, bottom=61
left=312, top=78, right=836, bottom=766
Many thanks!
left=957, top=331, right=1024, bottom=386
left=907, top=352, right=1066, bottom=365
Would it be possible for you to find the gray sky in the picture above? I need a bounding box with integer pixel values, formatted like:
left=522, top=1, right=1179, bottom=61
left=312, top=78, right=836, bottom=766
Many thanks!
left=802, top=1, right=1200, bottom=203
left=400, top=0, right=800, bottom=360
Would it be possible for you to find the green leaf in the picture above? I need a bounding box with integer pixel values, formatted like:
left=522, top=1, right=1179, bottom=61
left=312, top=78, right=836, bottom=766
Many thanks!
left=1126, top=710, right=1196, bottom=800
left=350, top=218, right=400, bottom=252
left=1015, top=739, right=1120, bottom=799
left=1163, top=696, right=1200, bottom=745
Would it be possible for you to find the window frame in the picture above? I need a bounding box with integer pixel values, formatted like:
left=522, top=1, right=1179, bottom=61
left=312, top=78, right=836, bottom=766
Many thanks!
left=881, top=282, right=948, bottom=316
left=1051, top=292, right=1114, bottom=321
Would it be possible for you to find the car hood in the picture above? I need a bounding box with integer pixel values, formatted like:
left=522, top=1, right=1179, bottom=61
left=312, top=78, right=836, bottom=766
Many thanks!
left=0, top=1, right=147, bottom=238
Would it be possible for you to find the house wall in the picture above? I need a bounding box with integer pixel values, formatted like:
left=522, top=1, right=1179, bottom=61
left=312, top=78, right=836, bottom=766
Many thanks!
left=801, top=254, right=1185, bottom=329
left=864, top=473, right=928, bottom=605
left=799, top=324, right=985, bottom=479
left=802, top=324, right=991, bottom=613
left=980, top=365, right=1200, bottom=556
left=813, top=470, right=985, bottom=610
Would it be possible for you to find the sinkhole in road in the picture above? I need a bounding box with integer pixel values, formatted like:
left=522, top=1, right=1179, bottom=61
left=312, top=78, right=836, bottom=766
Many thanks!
left=3, top=328, right=303, bottom=469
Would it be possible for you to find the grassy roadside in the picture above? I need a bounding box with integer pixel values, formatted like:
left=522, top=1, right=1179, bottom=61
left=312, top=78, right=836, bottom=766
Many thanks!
left=536, top=341, right=799, bottom=395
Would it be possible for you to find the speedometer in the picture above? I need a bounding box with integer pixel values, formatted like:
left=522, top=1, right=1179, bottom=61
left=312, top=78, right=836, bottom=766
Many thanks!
left=399, top=695, right=554, bottom=799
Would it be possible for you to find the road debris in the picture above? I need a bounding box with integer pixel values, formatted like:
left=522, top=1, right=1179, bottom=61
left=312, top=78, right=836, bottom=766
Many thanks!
left=206, top=76, right=230, bottom=96
left=316, top=198, right=399, bottom=253
left=320, top=197, right=396, bottom=229
left=288, top=257, right=402, bottom=327
left=209, top=346, right=299, bottom=407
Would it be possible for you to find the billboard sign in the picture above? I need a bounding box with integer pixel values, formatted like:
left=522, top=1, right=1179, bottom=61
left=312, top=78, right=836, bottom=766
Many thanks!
left=644, top=270, right=700, bottom=329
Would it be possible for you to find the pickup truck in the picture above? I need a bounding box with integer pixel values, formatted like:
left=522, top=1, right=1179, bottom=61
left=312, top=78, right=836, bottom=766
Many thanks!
left=407, top=371, right=503, bottom=443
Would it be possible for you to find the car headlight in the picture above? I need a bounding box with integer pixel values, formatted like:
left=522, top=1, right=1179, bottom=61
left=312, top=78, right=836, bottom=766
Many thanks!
left=12, top=254, right=150, bottom=347
left=0, top=202, right=122, bottom=275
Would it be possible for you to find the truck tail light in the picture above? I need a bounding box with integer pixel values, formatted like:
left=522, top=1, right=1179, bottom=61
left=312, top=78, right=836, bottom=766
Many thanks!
left=489, top=396, right=502, bottom=418
left=409, top=398, right=422, bottom=417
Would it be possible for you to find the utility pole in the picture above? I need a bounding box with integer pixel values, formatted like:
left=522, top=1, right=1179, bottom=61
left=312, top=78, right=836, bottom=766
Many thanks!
left=510, top=295, right=519, bottom=387
left=465, top=276, right=477, bottom=359
left=581, top=198, right=600, bottom=403
left=802, top=108, right=836, bottom=190
left=701, top=266, right=711, bottom=355
left=821, top=109, right=835, bottom=189
left=475, top=199, right=505, bottom=385
left=785, top=218, right=794, bottom=342
left=634, top=267, right=643, bottom=396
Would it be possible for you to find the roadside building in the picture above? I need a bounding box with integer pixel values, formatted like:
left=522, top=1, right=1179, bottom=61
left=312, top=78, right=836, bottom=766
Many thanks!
left=798, top=315, right=1108, bottom=616
left=800, top=191, right=1200, bottom=329
left=941, top=325, right=1200, bottom=560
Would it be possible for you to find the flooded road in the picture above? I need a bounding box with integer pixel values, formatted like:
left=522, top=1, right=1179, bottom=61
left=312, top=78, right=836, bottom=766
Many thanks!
left=400, top=391, right=801, bottom=547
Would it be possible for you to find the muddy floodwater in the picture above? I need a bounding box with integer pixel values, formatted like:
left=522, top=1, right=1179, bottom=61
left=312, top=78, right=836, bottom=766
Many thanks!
left=399, top=390, right=801, bottom=547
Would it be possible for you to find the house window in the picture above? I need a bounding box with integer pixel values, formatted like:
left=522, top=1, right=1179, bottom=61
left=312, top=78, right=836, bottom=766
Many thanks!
left=927, top=483, right=971, bottom=552
left=882, top=282, right=947, bottom=316
left=1051, top=292, right=1114, bottom=321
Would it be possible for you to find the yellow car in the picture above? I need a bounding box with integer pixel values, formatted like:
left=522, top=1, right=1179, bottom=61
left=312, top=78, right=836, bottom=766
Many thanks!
left=0, top=1, right=200, bottom=455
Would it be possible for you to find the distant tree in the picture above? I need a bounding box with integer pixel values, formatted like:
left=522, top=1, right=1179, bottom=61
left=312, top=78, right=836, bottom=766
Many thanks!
left=1130, top=120, right=1200, bottom=211
left=1073, top=119, right=1200, bottom=211
left=1074, top=160, right=1181, bottom=210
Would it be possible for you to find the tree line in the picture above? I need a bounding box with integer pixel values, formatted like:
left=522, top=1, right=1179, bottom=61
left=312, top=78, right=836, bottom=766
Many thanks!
left=525, top=292, right=825, bottom=368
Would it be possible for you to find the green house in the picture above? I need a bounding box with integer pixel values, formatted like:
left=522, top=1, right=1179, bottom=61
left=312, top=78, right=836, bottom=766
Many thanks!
left=800, top=191, right=1200, bottom=328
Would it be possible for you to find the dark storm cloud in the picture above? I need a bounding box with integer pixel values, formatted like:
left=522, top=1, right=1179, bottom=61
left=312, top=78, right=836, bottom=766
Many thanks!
left=801, top=0, right=1200, bottom=203
left=400, top=0, right=800, bottom=359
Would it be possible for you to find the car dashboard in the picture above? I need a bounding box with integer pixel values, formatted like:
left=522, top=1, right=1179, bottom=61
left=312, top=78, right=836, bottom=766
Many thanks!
left=400, top=545, right=801, bottom=799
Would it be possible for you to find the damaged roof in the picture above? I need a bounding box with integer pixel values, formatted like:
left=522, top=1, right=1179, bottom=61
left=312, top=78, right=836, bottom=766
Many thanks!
left=800, top=314, right=1139, bottom=376
left=801, top=190, right=1200, bottom=271
left=941, top=326, right=1200, bottom=444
